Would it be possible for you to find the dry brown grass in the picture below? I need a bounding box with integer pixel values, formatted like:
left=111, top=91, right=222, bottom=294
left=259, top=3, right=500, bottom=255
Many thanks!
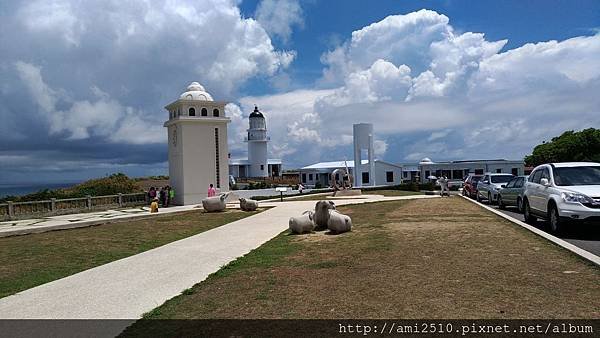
left=288, top=189, right=421, bottom=201
left=0, top=209, right=262, bottom=298
left=133, top=197, right=600, bottom=320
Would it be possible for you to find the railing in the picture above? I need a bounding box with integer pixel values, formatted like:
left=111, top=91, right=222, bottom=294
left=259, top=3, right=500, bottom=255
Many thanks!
left=0, top=192, right=147, bottom=221
left=235, top=176, right=299, bottom=185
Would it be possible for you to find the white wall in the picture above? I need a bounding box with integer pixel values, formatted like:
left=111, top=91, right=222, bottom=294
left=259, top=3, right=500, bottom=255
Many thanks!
left=374, top=162, right=402, bottom=186
left=165, top=113, right=230, bottom=205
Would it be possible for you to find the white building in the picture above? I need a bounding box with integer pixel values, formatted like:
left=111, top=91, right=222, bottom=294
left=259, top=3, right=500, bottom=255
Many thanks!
left=229, top=106, right=282, bottom=178
left=298, top=160, right=402, bottom=188
left=402, top=158, right=525, bottom=183
left=164, top=82, right=230, bottom=205
left=299, top=122, right=402, bottom=188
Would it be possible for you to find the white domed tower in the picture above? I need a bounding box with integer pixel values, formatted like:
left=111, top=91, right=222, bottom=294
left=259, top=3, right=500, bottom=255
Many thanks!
left=164, top=82, right=230, bottom=205
left=246, top=106, right=269, bottom=177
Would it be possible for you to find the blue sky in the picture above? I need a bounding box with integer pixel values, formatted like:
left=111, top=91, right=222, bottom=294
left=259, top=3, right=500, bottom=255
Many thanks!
left=0, top=0, right=599, bottom=184
left=238, top=0, right=600, bottom=93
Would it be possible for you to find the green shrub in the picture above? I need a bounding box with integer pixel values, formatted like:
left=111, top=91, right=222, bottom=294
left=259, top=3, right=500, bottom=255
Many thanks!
left=1, top=173, right=142, bottom=203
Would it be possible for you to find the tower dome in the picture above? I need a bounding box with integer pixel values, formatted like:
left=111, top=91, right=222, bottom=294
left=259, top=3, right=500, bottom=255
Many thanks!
left=179, top=81, right=214, bottom=101
left=249, top=106, right=264, bottom=118
left=419, top=157, right=433, bottom=164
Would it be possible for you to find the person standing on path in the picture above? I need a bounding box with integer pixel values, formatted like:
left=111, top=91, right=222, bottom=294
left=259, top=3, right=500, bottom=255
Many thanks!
left=169, top=187, right=175, bottom=205
left=438, top=176, right=449, bottom=197
left=207, top=184, right=216, bottom=197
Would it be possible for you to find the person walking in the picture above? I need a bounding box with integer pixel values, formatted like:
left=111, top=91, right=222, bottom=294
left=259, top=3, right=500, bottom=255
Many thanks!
left=207, top=183, right=216, bottom=197
left=438, top=176, right=449, bottom=197
left=169, top=186, right=175, bottom=205
left=165, top=186, right=171, bottom=207
left=159, top=187, right=167, bottom=207
left=150, top=197, right=159, bottom=213
left=148, top=187, right=156, bottom=204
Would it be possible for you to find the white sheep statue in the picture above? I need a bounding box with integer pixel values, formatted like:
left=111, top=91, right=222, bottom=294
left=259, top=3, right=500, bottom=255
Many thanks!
left=313, top=200, right=336, bottom=231
left=239, top=197, right=258, bottom=211
left=289, top=210, right=315, bottom=234
left=202, top=193, right=230, bottom=212
left=327, top=209, right=352, bottom=234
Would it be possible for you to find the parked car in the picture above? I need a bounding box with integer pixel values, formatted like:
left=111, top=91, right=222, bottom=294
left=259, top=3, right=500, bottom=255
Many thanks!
left=463, top=175, right=483, bottom=198
left=476, top=173, right=515, bottom=204
left=497, top=175, right=528, bottom=212
left=522, top=162, right=600, bottom=233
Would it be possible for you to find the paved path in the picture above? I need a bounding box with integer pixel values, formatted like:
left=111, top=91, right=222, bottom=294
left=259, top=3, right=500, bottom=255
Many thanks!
left=0, top=194, right=436, bottom=322
left=0, top=204, right=206, bottom=237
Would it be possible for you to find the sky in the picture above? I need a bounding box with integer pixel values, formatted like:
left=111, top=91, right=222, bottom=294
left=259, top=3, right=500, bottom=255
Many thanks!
left=1, top=0, right=599, bottom=184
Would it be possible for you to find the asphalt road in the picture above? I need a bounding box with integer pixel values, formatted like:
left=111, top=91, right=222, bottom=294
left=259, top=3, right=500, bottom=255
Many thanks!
left=475, top=198, right=600, bottom=257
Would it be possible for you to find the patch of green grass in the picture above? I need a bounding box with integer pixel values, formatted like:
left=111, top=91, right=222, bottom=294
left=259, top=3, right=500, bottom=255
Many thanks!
left=307, top=260, right=339, bottom=269
left=0, top=209, right=262, bottom=298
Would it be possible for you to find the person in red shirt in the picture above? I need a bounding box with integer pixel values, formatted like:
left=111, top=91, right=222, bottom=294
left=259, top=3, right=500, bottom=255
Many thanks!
left=207, top=183, right=217, bottom=197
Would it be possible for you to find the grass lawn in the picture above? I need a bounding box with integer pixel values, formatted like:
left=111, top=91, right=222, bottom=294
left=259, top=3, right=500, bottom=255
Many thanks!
left=0, top=208, right=262, bottom=299
left=122, top=196, right=599, bottom=335
left=287, top=189, right=421, bottom=201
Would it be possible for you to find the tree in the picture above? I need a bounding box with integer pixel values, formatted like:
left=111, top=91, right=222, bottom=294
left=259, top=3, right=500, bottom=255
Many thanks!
left=524, top=128, right=600, bottom=166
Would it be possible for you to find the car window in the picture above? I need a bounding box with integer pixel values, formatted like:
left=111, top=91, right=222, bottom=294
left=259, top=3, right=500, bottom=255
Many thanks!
left=515, top=178, right=524, bottom=188
left=491, top=175, right=514, bottom=183
left=553, top=166, right=600, bottom=186
left=541, top=168, right=550, bottom=180
left=505, top=178, right=516, bottom=188
left=530, top=169, right=542, bottom=183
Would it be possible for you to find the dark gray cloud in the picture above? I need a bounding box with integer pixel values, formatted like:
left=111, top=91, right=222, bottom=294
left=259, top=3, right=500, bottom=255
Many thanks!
left=0, top=0, right=294, bottom=183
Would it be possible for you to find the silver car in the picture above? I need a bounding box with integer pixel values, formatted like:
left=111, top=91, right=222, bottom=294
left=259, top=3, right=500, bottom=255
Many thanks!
left=476, top=173, right=515, bottom=204
left=497, top=175, right=528, bottom=212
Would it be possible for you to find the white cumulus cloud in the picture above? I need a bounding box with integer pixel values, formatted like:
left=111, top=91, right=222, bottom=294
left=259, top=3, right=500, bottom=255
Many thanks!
left=255, top=0, right=304, bottom=43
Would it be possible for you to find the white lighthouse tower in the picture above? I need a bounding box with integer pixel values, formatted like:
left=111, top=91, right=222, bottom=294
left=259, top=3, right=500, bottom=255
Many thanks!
left=246, top=106, right=269, bottom=177
left=164, top=82, right=230, bottom=205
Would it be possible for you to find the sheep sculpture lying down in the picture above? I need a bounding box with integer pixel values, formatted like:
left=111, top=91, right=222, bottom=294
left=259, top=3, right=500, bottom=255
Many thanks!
left=202, top=193, right=230, bottom=212
left=289, top=210, right=315, bottom=234
left=313, top=200, right=336, bottom=231
left=239, top=198, right=258, bottom=211
left=288, top=200, right=352, bottom=235
left=327, top=209, right=352, bottom=234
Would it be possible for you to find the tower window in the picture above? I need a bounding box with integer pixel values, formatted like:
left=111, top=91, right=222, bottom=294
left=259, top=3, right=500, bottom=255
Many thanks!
left=189, top=107, right=196, bottom=116
left=260, top=164, right=264, bottom=171
left=213, top=108, right=219, bottom=117
left=386, top=171, right=394, bottom=183
left=201, top=108, right=207, bottom=116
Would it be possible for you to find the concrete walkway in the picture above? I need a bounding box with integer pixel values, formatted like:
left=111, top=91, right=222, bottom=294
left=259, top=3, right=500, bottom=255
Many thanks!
left=0, top=195, right=436, bottom=322
left=0, top=204, right=201, bottom=238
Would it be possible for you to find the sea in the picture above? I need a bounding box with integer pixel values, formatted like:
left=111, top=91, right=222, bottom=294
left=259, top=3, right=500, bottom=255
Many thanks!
left=0, top=182, right=79, bottom=198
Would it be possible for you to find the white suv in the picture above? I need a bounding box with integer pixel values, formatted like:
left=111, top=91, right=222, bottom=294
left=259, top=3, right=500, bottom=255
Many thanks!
left=522, top=162, right=600, bottom=233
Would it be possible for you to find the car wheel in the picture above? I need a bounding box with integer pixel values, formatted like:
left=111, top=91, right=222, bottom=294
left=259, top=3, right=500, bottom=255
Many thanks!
left=523, top=200, right=537, bottom=224
left=487, top=192, right=493, bottom=205
left=498, top=195, right=506, bottom=209
left=476, top=192, right=482, bottom=202
left=517, top=197, right=523, bottom=213
left=549, top=205, right=564, bottom=234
